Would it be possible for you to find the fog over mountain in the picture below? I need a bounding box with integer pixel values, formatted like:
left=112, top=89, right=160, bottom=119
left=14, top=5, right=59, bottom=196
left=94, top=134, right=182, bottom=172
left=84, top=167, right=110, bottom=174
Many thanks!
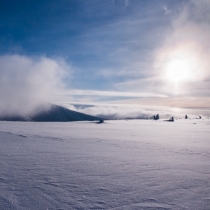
left=0, top=55, right=68, bottom=118
left=0, top=103, right=100, bottom=122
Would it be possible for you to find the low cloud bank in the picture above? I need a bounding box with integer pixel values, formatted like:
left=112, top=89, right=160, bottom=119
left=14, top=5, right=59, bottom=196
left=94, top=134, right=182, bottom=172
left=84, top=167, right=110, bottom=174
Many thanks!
left=0, top=55, right=69, bottom=117
left=73, top=104, right=204, bottom=120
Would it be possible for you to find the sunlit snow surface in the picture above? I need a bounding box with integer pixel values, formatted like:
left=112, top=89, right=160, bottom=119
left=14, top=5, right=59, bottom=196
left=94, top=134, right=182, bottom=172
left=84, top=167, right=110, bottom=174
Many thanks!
left=0, top=119, right=210, bottom=209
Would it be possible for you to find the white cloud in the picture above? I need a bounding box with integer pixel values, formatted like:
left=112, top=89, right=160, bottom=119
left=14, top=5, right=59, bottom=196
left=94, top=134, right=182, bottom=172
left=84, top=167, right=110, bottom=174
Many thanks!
left=162, top=5, right=171, bottom=15
left=113, top=0, right=130, bottom=8
left=124, top=0, right=130, bottom=7
left=63, top=89, right=168, bottom=98
left=0, top=55, right=70, bottom=116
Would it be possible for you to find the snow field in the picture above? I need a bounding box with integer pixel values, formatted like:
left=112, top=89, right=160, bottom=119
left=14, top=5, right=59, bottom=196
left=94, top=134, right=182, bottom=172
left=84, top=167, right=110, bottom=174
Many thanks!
left=0, top=119, right=210, bottom=209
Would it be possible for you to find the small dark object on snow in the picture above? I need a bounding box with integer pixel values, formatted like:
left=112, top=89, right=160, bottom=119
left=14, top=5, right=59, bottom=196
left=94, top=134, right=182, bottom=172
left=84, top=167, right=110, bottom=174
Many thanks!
left=169, top=117, right=174, bottom=122
left=98, top=119, right=104, bottom=123
left=185, top=115, right=188, bottom=119
left=154, top=114, right=159, bottom=120
left=199, top=116, right=202, bottom=119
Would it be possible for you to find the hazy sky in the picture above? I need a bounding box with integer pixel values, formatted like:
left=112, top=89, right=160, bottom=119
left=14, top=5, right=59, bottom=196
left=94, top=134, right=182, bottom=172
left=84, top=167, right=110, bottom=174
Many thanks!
left=0, top=0, right=210, bottom=112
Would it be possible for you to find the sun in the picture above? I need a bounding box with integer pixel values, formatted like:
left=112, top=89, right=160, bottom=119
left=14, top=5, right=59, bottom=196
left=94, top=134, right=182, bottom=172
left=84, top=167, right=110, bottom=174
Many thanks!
left=165, top=59, right=192, bottom=83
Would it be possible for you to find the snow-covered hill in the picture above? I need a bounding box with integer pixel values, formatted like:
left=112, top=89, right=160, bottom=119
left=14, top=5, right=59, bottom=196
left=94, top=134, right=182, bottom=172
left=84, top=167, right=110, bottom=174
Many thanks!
left=0, top=104, right=101, bottom=122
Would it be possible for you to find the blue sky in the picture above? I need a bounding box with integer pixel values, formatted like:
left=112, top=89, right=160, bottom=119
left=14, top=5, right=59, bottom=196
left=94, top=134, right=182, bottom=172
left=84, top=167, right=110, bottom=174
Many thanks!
left=0, top=0, right=210, bottom=111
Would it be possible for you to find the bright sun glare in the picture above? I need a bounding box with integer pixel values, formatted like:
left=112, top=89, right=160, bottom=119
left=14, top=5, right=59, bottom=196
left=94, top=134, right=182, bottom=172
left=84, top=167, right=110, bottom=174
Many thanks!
left=166, top=59, right=192, bottom=83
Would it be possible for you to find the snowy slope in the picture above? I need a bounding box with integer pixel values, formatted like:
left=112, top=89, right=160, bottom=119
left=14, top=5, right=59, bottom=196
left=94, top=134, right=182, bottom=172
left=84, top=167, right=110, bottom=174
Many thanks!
left=0, top=119, right=210, bottom=209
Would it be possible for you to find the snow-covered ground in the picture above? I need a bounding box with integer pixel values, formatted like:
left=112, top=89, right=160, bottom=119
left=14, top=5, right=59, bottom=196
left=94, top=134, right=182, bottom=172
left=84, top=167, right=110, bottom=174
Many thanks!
left=0, top=119, right=210, bottom=209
